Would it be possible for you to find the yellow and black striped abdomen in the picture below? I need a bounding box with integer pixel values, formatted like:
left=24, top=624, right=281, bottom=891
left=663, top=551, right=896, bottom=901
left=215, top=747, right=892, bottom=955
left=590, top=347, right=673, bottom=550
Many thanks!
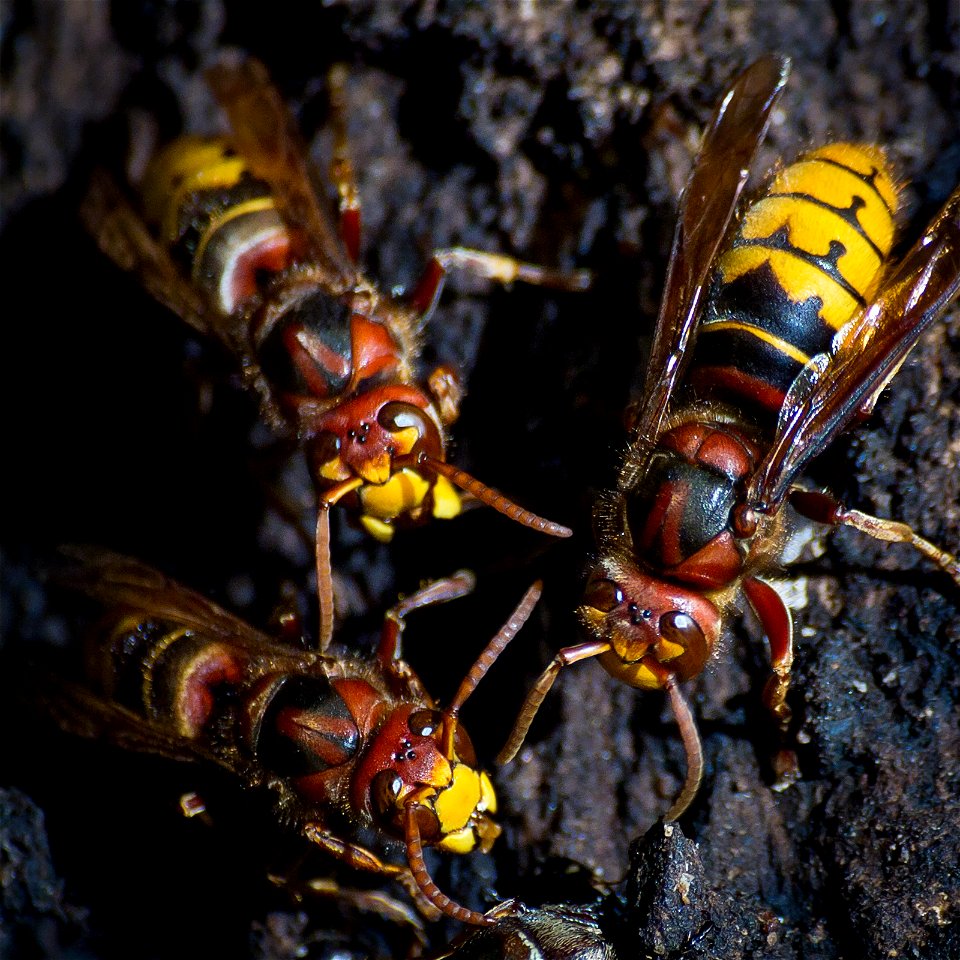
left=89, top=613, right=242, bottom=738
left=688, top=143, right=900, bottom=422
left=141, top=136, right=295, bottom=315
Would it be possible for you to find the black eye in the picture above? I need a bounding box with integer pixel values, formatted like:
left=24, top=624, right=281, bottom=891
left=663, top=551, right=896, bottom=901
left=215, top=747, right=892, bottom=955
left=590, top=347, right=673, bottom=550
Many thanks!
left=369, top=769, right=403, bottom=823
left=584, top=576, right=624, bottom=612
left=627, top=603, right=652, bottom=625
left=377, top=401, right=429, bottom=435
left=659, top=611, right=707, bottom=659
left=408, top=709, right=441, bottom=737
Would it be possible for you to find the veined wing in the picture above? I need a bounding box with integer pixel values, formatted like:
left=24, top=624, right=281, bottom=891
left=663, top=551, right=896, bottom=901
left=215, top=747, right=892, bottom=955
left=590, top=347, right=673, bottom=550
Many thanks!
left=747, top=187, right=960, bottom=512
left=206, top=57, right=356, bottom=291
left=624, top=55, right=791, bottom=484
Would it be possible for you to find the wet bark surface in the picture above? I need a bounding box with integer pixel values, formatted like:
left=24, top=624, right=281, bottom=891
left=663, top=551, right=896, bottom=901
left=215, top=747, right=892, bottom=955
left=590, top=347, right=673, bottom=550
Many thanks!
left=2, top=2, right=959, bottom=958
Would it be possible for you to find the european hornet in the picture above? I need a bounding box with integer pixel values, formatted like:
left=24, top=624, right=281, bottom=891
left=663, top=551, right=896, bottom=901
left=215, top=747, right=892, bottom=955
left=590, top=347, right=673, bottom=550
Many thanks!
left=81, top=58, right=588, bottom=647
left=50, top=549, right=542, bottom=924
left=499, top=55, right=960, bottom=819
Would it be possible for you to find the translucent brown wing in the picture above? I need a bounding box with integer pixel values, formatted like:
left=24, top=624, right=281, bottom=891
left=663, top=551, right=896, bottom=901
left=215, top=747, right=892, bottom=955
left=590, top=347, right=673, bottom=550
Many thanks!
left=747, top=187, right=960, bottom=512
left=205, top=57, right=356, bottom=290
left=45, top=674, right=219, bottom=766
left=626, top=55, right=791, bottom=466
left=81, top=169, right=216, bottom=338
left=56, top=546, right=294, bottom=660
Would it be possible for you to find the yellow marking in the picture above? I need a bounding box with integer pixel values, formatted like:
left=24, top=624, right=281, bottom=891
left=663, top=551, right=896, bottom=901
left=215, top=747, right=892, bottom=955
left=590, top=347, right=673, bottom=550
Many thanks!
left=430, top=475, right=462, bottom=520
left=354, top=452, right=393, bottom=486
left=474, top=814, right=501, bottom=853
left=389, top=426, right=421, bottom=457
left=191, top=196, right=280, bottom=281
left=718, top=246, right=860, bottom=330
left=359, top=468, right=430, bottom=520
left=478, top=772, right=497, bottom=815
left=599, top=648, right=665, bottom=691
left=768, top=156, right=897, bottom=256
left=434, top=764, right=482, bottom=835
left=808, top=143, right=899, bottom=211
left=140, top=626, right=191, bottom=715
left=739, top=195, right=885, bottom=298
left=652, top=637, right=686, bottom=663
left=699, top=319, right=811, bottom=365
left=438, top=827, right=477, bottom=855
left=405, top=755, right=453, bottom=812
left=143, top=137, right=234, bottom=225
left=143, top=132, right=259, bottom=244
left=318, top=457, right=352, bottom=482
left=360, top=515, right=395, bottom=542
left=164, top=158, right=249, bottom=245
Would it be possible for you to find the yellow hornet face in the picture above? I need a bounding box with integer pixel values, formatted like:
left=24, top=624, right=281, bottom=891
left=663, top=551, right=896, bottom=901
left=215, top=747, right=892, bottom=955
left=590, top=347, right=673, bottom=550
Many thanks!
left=310, top=393, right=464, bottom=541
left=357, top=706, right=500, bottom=853
left=579, top=561, right=719, bottom=690
left=358, top=472, right=463, bottom=541
left=433, top=764, right=499, bottom=854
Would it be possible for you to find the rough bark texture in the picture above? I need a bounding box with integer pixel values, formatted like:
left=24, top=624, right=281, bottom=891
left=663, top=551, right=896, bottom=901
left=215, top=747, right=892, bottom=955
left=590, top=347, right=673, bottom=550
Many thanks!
left=2, top=1, right=959, bottom=958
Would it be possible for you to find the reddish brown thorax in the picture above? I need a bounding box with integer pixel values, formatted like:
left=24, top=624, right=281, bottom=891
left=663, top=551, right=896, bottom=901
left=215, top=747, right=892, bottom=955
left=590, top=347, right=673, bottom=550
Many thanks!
left=627, top=418, right=761, bottom=589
